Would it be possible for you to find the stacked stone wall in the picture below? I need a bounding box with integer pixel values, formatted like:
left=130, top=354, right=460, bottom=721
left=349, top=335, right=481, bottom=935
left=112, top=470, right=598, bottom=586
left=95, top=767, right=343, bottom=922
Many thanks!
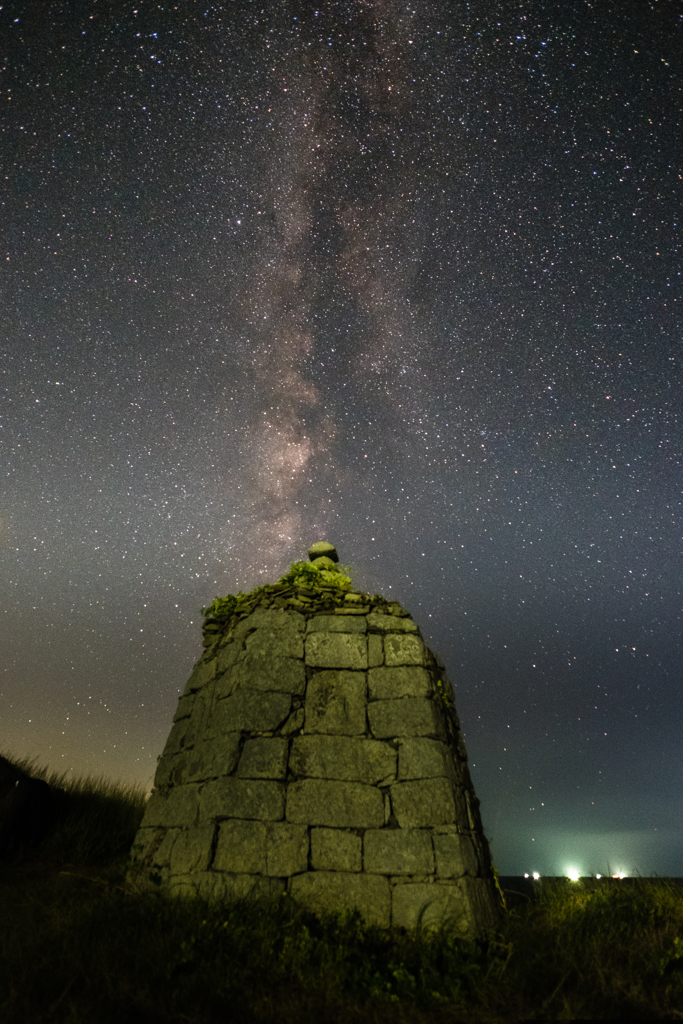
left=130, top=582, right=500, bottom=935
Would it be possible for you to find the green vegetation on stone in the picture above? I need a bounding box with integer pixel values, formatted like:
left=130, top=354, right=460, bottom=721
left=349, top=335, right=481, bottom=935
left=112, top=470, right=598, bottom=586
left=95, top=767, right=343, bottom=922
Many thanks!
left=201, top=561, right=353, bottom=623
left=3, top=751, right=683, bottom=1022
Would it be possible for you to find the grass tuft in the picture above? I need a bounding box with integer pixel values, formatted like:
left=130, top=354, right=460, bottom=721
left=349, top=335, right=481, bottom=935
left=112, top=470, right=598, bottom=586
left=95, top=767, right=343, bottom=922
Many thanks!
left=2, top=752, right=683, bottom=1022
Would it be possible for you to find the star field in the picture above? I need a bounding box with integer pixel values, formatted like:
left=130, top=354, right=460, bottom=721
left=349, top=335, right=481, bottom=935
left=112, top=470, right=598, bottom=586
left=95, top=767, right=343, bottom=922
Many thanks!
left=1, top=0, right=680, bottom=876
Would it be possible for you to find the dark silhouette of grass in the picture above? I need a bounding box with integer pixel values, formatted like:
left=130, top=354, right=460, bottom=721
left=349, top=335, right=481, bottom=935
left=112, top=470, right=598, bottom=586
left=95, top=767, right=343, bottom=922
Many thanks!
left=1, top=751, right=682, bottom=1022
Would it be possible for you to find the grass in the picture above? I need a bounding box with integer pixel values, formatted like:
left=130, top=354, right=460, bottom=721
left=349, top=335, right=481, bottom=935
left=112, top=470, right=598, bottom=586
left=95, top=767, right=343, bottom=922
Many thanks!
left=1, top=754, right=683, bottom=1022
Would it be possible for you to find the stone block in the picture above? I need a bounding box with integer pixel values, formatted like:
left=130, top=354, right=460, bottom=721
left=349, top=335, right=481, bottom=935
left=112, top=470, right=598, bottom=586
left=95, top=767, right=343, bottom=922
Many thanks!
left=310, top=827, right=362, bottom=872
left=390, top=778, right=461, bottom=828
left=140, top=785, right=201, bottom=829
left=290, top=735, right=396, bottom=785
left=364, top=829, right=434, bottom=875
left=266, top=821, right=309, bottom=876
left=182, top=735, right=242, bottom=782
left=219, top=655, right=305, bottom=697
left=182, top=689, right=219, bottom=748
left=398, top=737, right=459, bottom=782
left=182, top=658, right=216, bottom=696
left=305, top=633, right=368, bottom=670
left=384, top=634, right=426, bottom=666
left=209, top=690, right=292, bottom=735
left=245, top=629, right=304, bottom=660
left=130, top=826, right=179, bottom=869
left=368, top=634, right=384, bottom=667
left=368, top=698, right=444, bottom=739
left=201, top=777, right=285, bottom=822
left=162, top=718, right=192, bottom=756
left=368, top=667, right=431, bottom=700
left=366, top=613, right=418, bottom=634
left=169, top=824, right=215, bottom=874
left=215, top=641, right=244, bottom=677
left=168, top=871, right=285, bottom=902
left=432, top=829, right=479, bottom=877
left=173, top=695, right=195, bottom=722
left=392, top=877, right=498, bottom=936
left=307, top=615, right=367, bottom=634
left=290, top=872, right=390, bottom=929
left=286, top=779, right=384, bottom=829
left=280, top=707, right=305, bottom=735
left=233, top=608, right=305, bottom=639
left=305, top=671, right=366, bottom=735
left=213, top=819, right=308, bottom=876
left=237, top=737, right=289, bottom=780
left=154, top=754, right=180, bottom=788
left=214, top=819, right=264, bottom=873
left=391, top=880, right=466, bottom=934
left=155, top=734, right=242, bottom=788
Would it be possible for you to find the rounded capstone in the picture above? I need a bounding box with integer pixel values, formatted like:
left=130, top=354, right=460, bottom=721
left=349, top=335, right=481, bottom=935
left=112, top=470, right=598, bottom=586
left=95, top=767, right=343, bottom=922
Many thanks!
left=308, top=541, right=339, bottom=563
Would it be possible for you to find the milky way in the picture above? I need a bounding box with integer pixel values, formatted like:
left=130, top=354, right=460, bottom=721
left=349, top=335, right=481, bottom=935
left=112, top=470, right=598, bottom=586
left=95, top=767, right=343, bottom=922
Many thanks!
left=2, top=0, right=680, bottom=875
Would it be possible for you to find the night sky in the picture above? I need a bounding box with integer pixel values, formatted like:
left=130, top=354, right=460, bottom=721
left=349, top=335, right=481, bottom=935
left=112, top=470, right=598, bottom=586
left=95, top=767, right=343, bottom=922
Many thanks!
left=2, top=0, right=680, bottom=878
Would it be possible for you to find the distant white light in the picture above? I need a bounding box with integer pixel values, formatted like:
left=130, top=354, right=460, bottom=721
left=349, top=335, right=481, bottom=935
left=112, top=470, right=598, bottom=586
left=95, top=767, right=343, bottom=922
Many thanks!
left=533, top=872, right=540, bottom=880
left=596, top=873, right=602, bottom=879
left=524, top=873, right=529, bottom=878
left=567, top=868, right=580, bottom=882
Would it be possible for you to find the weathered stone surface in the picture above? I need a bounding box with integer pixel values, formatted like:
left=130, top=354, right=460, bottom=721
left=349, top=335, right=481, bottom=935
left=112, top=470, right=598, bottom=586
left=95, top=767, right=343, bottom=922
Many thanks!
left=162, top=718, right=192, bottom=756
left=364, top=829, right=434, bottom=876
left=237, top=737, right=288, bottom=780
left=214, top=641, right=244, bottom=677
left=214, top=819, right=308, bottom=876
left=130, top=826, right=179, bottom=876
left=305, top=671, right=366, bottom=735
left=368, top=698, right=444, bottom=739
left=219, top=655, right=305, bottom=697
left=366, top=612, right=418, bottom=634
left=169, top=871, right=285, bottom=901
left=398, top=737, right=459, bottom=782
left=308, top=541, right=338, bottom=562
left=307, top=615, right=367, bottom=634
left=141, top=785, right=201, bottom=829
left=368, top=634, right=384, bottom=668
left=173, top=694, right=195, bottom=722
left=182, top=688, right=220, bottom=748
left=245, top=630, right=304, bottom=660
left=432, top=829, right=479, bottom=877
left=209, top=690, right=291, bottom=735
left=286, top=779, right=384, bottom=828
left=201, top=778, right=284, bottom=822
left=310, top=827, right=362, bottom=872
left=290, top=735, right=396, bottom=785
left=183, top=735, right=242, bottom=782
left=182, top=658, right=216, bottom=696
left=280, top=707, right=305, bottom=735
left=392, top=877, right=498, bottom=936
left=169, top=824, right=215, bottom=874
left=384, top=634, right=426, bottom=666
left=368, top=666, right=431, bottom=701
left=305, top=632, right=367, bottom=669
left=155, top=733, right=242, bottom=788
left=390, top=778, right=462, bottom=828
left=290, top=872, right=391, bottom=929
left=233, top=608, right=305, bottom=639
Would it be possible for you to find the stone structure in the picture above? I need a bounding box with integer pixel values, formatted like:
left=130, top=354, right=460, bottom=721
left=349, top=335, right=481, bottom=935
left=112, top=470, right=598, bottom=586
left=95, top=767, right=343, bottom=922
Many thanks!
left=130, top=545, right=501, bottom=935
